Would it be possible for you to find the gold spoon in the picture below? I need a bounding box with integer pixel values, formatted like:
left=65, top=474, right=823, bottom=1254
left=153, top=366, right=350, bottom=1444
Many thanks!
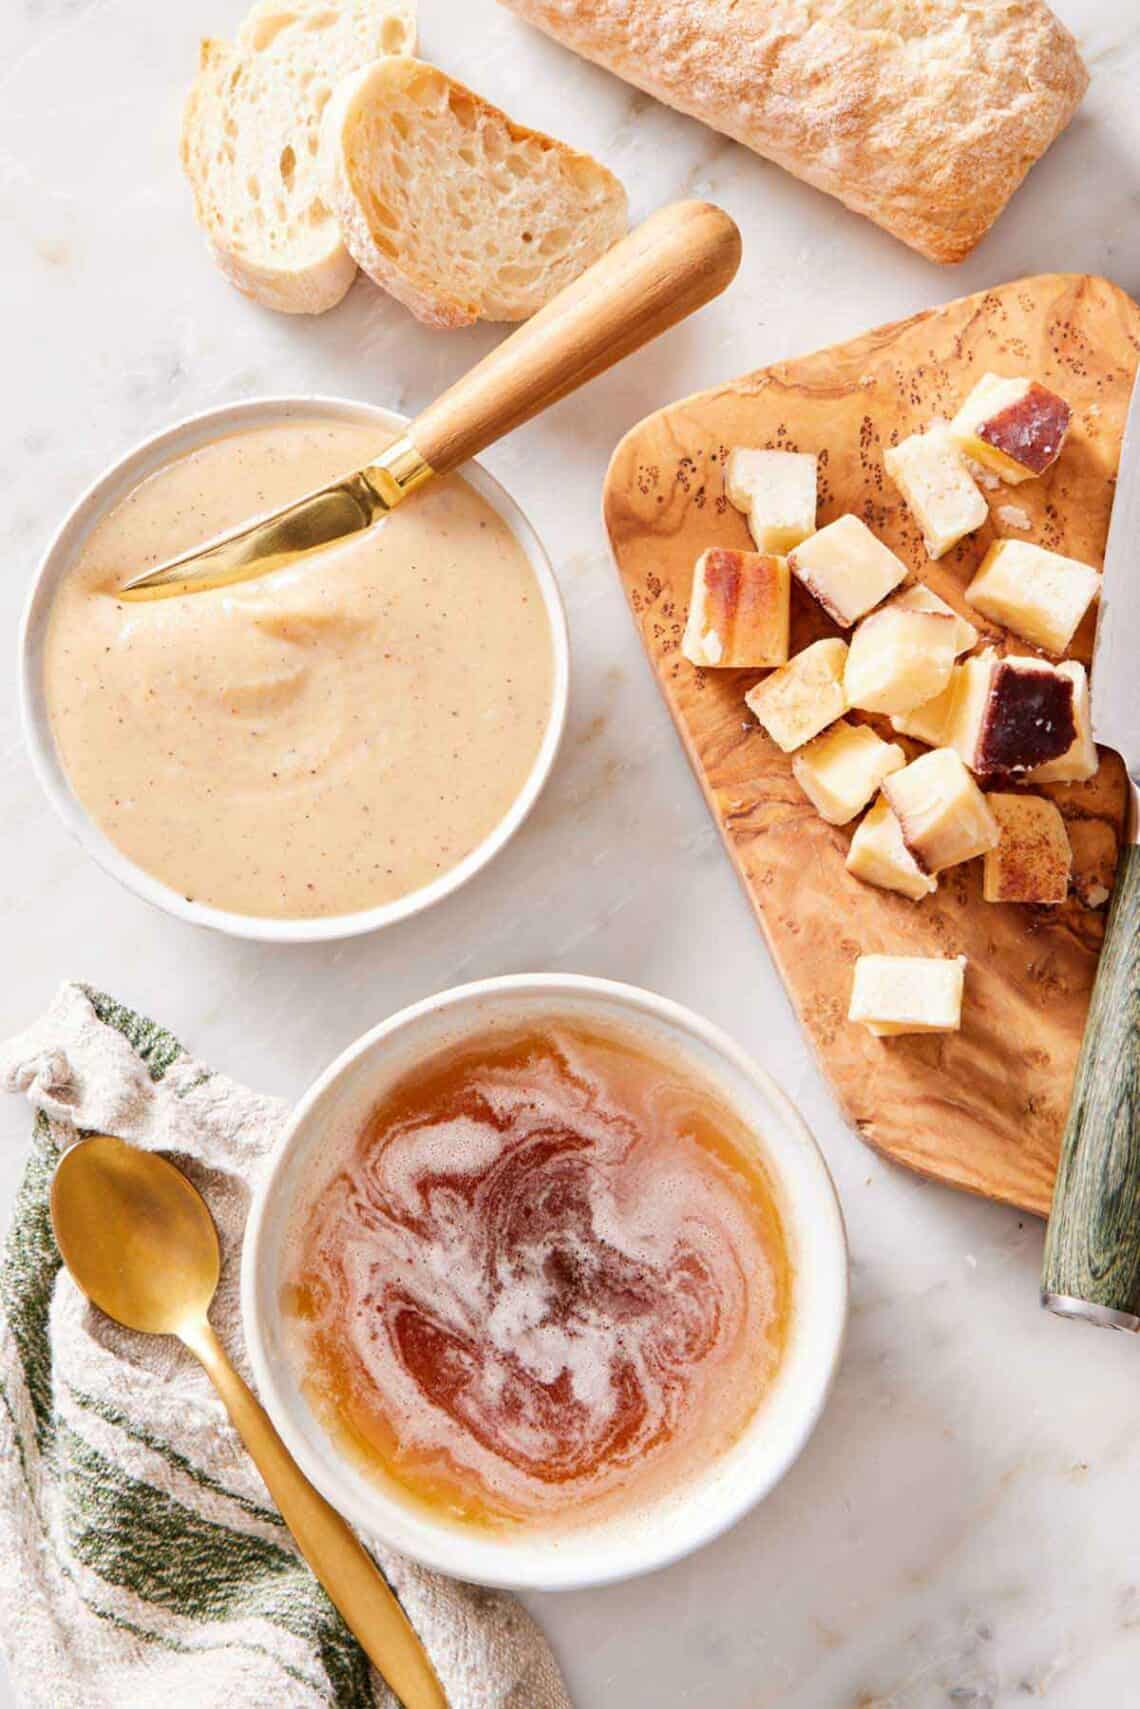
left=50, top=1133, right=447, bottom=1709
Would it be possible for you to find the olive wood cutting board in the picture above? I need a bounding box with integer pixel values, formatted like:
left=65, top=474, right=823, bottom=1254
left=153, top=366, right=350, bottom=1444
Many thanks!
left=604, top=274, right=1140, bottom=1217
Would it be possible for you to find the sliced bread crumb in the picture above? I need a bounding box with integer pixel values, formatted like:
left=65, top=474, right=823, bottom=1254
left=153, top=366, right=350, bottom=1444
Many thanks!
left=181, top=0, right=416, bottom=315
left=320, top=56, right=628, bottom=328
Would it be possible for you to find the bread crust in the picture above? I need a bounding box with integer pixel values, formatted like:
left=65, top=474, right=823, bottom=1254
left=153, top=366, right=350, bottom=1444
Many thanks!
left=498, top=0, right=1088, bottom=263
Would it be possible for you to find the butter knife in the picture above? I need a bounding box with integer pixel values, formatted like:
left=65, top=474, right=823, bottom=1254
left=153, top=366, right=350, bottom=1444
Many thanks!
left=1042, top=372, right=1140, bottom=1329
left=119, top=201, right=741, bottom=599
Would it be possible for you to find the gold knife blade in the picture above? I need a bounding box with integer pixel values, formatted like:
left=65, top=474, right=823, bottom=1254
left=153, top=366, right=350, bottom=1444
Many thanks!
left=119, top=434, right=433, bottom=600
left=119, top=203, right=745, bottom=600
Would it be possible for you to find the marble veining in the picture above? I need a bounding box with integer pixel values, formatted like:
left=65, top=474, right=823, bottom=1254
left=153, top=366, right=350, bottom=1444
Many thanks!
left=2, top=1, right=1140, bottom=1705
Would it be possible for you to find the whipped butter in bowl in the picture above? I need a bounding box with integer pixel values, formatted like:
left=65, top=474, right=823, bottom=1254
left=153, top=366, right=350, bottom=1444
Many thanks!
left=22, top=399, right=567, bottom=940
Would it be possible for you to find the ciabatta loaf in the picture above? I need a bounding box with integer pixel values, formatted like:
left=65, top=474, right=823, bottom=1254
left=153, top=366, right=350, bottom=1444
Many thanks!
left=182, top=0, right=416, bottom=315
left=320, top=57, right=628, bottom=328
left=498, top=0, right=1088, bottom=264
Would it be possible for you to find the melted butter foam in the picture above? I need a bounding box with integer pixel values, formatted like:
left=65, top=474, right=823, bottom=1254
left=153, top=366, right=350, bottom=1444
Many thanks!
left=284, top=1023, right=791, bottom=1530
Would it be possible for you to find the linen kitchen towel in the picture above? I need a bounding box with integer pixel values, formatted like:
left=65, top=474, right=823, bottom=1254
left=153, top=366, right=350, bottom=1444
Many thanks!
left=0, top=982, right=573, bottom=1709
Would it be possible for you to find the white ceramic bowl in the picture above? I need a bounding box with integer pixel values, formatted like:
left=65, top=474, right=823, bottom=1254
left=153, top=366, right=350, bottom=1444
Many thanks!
left=19, top=397, right=569, bottom=943
left=242, top=974, right=848, bottom=1590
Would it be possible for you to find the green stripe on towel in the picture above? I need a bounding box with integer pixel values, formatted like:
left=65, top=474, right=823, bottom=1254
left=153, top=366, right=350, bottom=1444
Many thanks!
left=0, top=981, right=571, bottom=1709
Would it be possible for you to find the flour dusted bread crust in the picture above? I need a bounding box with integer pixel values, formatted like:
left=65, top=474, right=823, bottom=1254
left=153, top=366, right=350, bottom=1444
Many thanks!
left=181, top=0, right=416, bottom=315
left=498, top=0, right=1088, bottom=263
left=320, top=57, right=628, bottom=328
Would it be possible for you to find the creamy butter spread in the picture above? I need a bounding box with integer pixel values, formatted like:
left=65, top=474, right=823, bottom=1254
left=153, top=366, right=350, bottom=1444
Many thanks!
left=44, top=417, right=554, bottom=918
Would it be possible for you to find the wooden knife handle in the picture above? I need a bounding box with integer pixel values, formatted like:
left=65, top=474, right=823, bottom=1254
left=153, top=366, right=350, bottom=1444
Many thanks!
left=1042, top=798, right=1140, bottom=1327
left=407, top=201, right=741, bottom=475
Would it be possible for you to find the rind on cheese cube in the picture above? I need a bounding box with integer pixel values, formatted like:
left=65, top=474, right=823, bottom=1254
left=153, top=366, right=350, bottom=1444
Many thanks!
left=745, top=637, right=848, bottom=753
left=787, top=515, right=907, bottom=628
left=845, top=607, right=957, bottom=716
left=682, top=548, right=791, bottom=668
left=1030, top=661, right=1098, bottom=783
left=887, top=582, right=978, bottom=655
left=971, top=655, right=1077, bottom=778
left=846, top=796, right=938, bottom=901
left=725, top=449, right=818, bottom=555
left=849, top=953, right=967, bottom=1036
left=950, top=652, right=1073, bottom=782
left=884, top=422, right=988, bottom=558
left=982, top=793, right=1071, bottom=905
left=965, top=539, right=1099, bottom=655
left=883, top=747, right=1000, bottom=872
left=947, top=651, right=1081, bottom=779
left=792, top=720, right=905, bottom=826
left=949, top=374, right=1071, bottom=485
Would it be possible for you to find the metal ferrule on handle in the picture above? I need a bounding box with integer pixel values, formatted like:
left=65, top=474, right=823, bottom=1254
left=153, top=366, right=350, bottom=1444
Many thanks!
left=363, top=435, right=435, bottom=507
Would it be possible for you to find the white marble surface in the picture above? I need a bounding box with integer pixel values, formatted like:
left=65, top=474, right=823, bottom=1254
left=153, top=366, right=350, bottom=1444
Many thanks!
left=3, top=1, right=1140, bottom=1704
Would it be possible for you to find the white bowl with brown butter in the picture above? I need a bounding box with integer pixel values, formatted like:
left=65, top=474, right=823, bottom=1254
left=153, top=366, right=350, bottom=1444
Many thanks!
left=21, top=397, right=568, bottom=941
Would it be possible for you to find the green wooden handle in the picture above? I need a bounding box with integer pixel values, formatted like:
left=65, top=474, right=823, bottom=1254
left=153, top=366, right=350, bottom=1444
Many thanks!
left=1042, top=833, right=1140, bottom=1325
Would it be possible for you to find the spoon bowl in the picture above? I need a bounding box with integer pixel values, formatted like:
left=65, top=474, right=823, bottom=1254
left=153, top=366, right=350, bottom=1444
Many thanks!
left=51, top=1135, right=219, bottom=1336
left=50, top=1134, right=447, bottom=1709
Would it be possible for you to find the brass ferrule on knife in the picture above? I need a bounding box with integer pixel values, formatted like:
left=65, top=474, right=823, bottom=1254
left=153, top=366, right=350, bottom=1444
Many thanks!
left=362, top=436, right=436, bottom=510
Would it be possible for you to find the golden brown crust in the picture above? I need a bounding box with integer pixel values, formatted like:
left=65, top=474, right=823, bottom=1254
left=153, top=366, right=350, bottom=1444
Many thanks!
left=983, top=793, right=1072, bottom=905
left=499, top=0, right=1088, bottom=263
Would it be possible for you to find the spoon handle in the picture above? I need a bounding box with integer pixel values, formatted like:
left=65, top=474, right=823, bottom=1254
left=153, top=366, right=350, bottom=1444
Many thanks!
left=405, top=200, right=742, bottom=476
left=182, top=1317, right=447, bottom=1709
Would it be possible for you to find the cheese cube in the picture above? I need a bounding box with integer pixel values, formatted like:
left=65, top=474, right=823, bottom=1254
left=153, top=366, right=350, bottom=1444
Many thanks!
left=886, top=582, right=978, bottom=655
left=883, top=747, right=1000, bottom=872
left=1030, top=661, right=1098, bottom=783
left=787, top=515, right=907, bottom=627
left=945, top=650, right=999, bottom=766
left=982, top=793, right=1071, bottom=904
left=893, top=648, right=1001, bottom=764
left=844, top=607, right=957, bottom=716
left=846, top=796, right=938, bottom=901
left=883, top=422, right=989, bottom=558
left=745, top=637, right=848, bottom=752
left=792, top=720, right=905, bottom=826
left=949, top=374, right=1071, bottom=484
left=957, top=649, right=1087, bottom=779
left=965, top=540, right=1099, bottom=654
left=725, top=449, right=818, bottom=555
left=682, top=548, right=791, bottom=667
left=891, top=668, right=960, bottom=746
left=849, top=954, right=967, bottom=1036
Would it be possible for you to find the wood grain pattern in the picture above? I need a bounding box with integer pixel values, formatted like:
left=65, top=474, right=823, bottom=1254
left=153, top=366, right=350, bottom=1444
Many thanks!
left=604, top=274, right=1140, bottom=1217
left=1042, top=835, right=1140, bottom=1311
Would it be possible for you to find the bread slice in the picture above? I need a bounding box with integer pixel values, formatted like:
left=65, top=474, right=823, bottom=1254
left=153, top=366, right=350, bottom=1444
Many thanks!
left=498, top=0, right=1087, bottom=265
left=320, top=57, right=628, bottom=328
left=181, top=0, right=417, bottom=315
